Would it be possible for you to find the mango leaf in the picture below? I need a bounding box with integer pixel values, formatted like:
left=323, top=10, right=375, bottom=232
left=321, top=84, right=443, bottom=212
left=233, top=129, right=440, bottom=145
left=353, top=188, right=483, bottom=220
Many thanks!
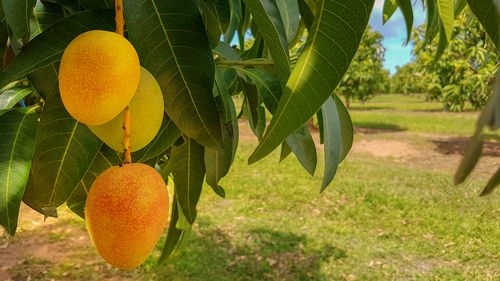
left=297, top=0, right=314, bottom=30
left=467, top=0, right=499, bottom=50
left=436, top=0, right=454, bottom=41
left=424, top=0, right=439, bottom=45
left=198, top=0, right=231, bottom=46
left=454, top=133, right=483, bottom=185
left=248, top=0, right=374, bottom=163
left=334, top=95, right=353, bottom=162
left=241, top=78, right=265, bottom=139
left=78, top=0, right=113, bottom=9
left=275, top=0, right=300, bottom=43
left=132, top=114, right=182, bottom=162
left=1, top=0, right=36, bottom=43
left=286, top=125, right=317, bottom=176
left=382, top=0, right=398, bottom=23
left=124, top=0, right=223, bottom=150
left=171, top=138, right=205, bottom=224
left=204, top=124, right=232, bottom=198
left=320, top=96, right=340, bottom=191
left=454, top=0, right=467, bottom=16
left=0, top=107, right=37, bottom=235
left=224, top=0, right=243, bottom=44
left=158, top=194, right=186, bottom=265
left=0, top=9, right=115, bottom=90
left=66, top=145, right=121, bottom=218
left=480, top=168, right=500, bottom=196
left=25, top=95, right=102, bottom=214
left=0, top=87, right=32, bottom=110
left=243, top=0, right=290, bottom=87
left=279, top=141, right=292, bottom=162
left=397, top=0, right=413, bottom=44
left=30, top=0, right=63, bottom=37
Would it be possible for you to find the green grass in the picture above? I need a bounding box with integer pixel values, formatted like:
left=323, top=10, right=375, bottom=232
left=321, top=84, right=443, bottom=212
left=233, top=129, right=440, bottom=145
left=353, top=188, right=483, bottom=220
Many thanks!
left=348, top=94, right=499, bottom=139
left=134, top=141, right=500, bottom=281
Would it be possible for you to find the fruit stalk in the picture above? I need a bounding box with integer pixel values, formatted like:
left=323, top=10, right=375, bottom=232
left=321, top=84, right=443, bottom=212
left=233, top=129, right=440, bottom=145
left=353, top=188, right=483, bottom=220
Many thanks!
left=115, top=0, right=132, bottom=163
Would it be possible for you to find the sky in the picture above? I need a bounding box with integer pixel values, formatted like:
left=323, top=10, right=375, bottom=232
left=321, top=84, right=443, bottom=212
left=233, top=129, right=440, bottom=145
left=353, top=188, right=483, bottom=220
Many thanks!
left=369, top=0, right=426, bottom=74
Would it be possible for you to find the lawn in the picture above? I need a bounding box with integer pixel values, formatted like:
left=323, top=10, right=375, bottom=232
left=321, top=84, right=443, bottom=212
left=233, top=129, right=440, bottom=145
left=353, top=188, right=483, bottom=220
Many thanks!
left=2, top=94, right=499, bottom=281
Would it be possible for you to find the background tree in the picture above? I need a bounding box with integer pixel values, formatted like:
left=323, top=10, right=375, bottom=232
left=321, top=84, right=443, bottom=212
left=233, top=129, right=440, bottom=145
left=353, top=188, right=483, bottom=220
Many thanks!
left=390, top=62, right=426, bottom=95
left=335, top=26, right=389, bottom=108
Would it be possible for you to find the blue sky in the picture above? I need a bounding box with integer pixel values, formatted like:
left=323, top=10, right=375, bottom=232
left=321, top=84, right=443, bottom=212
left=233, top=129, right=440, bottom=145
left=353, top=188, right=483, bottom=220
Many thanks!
left=370, top=0, right=426, bottom=74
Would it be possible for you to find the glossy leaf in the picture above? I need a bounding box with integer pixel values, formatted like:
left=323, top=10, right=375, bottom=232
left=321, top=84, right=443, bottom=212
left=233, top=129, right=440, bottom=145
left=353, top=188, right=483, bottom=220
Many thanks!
left=397, top=0, right=413, bottom=44
left=198, top=0, right=231, bottom=46
left=0, top=87, right=32, bottom=110
left=158, top=194, right=186, bottom=265
left=275, top=0, right=300, bottom=43
left=25, top=95, right=102, bottom=214
left=334, top=95, right=353, bottom=162
left=382, top=0, right=397, bottom=23
left=480, top=168, right=500, bottom=196
left=286, top=126, right=317, bottom=176
left=132, top=114, right=182, bottom=162
left=124, top=0, right=223, bottom=150
left=436, top=0, right=454, bottom=41
left=248, top=0, right=374, bottom=163
left=243, top=0, right=291, bottom=87
left=0, top=9, right=115, bottom=90
left=467, top=0, right=499, bottom=50
left=1, top=0, right=36, bottom=42
left=0, top=108, right=37, bottom=235
left=171, top=138, right=205, bottom=224
left=320, top=96, right=340, bottom=191
left=66, top=145, right=121, bottom=218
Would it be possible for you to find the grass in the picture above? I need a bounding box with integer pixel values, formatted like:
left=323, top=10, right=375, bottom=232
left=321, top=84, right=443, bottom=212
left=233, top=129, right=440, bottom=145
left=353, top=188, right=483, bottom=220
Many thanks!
left=348, top=94, right=499, bottom=139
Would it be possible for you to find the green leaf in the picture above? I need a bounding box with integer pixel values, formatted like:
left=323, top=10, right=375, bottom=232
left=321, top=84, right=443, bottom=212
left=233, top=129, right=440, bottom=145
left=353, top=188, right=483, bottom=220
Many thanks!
left=224, top=0, right=243, bottom=44
left=334, top=95, right=353, bottom=162
left=436, top=0, right=454, bottom=41
left=320, top=96, right=340, bottom=191
left=204, top=124, right=232, bottom=198
left=132, top=114, right=182, bottom=162
left=297, top=0, right=314, bottom=30
left=158, top=194, right=186, bottom=265
left=66, top=145, right=121, bottom=218
left=467, top=0, right=499, bottom=50
left=286, top=125, right=317, bottom=176
left=1, top=0, right=36, bottom=43
left=424, top=0, right=439, bottom=44
left=243, top=0, right=291, bottom=87
left=171, top=138, right=205, bottom=224
left=0, top=9, right=115, bottom=90
left=454, top=0, right=467, bottom=16
left=25, top=95, right=102, bottom=214
left=124, top=0, right=223, bottom=150
left=480, top=168, right=500, bottom=196
left=434, top=21, right=448, bottom=61
left=0, top=87, right=32, bottom=110
left=0, top=107, right=37, bottom=235
left=397, top=0, right=413, bottom=44
left=242, top=78, right=266, bottom=139
left=30, top=0, right=63, bottom=38
left=198, top=0, right=231, bottom=46
left=248, top=0, right=374, bottom=164
left=382, top=0, right=398, bottom=23
left=275, top=0, right=300, bottom=43
left=78, top=0, right=113, bottom=9
left=279, top=141, right=292, bottom=162
left=454, top=133, right=483, bottom=185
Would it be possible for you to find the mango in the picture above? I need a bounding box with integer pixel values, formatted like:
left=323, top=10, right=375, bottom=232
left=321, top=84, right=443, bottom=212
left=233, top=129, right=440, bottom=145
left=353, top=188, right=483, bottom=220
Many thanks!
left=88, top=67, right=164, bottom=152
left=84, top=163, right=169, bottom=269
left=59, top=30, right=140, bottom=125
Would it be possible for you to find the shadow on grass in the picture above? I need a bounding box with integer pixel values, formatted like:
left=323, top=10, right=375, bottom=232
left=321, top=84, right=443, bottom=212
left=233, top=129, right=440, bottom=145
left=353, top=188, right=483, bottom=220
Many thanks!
left=151, top=224, right=346, bottom=281
left=353, top=121, right=406, bottom=134
left=432, top=137, right=500, bottom=157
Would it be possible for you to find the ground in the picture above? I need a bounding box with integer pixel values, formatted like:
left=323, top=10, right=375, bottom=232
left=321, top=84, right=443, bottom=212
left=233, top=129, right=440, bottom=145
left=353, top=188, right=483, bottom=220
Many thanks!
left=1, top=94, right=499, bottom=280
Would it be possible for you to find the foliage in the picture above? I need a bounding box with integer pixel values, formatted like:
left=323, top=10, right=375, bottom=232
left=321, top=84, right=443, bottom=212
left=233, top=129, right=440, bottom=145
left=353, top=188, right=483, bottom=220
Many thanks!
left=390, top=62, right=426, bottom=95
left=335, top=25, right=389, bottom=106
left=412, top=13, right=499, bottom=111
left=0, top=0, right=498, bottom=265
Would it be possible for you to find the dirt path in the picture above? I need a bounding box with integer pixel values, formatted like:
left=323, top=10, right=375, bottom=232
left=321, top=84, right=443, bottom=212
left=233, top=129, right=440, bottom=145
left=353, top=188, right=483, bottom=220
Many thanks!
left=1, top=122, right=498, bottom=280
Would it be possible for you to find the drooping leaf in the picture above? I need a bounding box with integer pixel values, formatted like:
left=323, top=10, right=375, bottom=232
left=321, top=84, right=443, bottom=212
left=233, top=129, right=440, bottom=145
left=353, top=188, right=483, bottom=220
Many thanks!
left=397, top=0, right=413, bottom=44
left=132, top=114, right=182, bottom=162
left=0, top=87, right=32, bottom=110
left=320, top=96, right=340, bottom=191
left=158, top=194, right=186, bottom=265
left=242, top=0, right=291, bottom=87
left=248, top=0, right=374, bottom=163
left=0, top=107, right=37, bottom=235
left=434, top=21, right=448, bottom=61
left=334, top=96, right=353, bottom=162
left=204, top=124, right=232, bottom=198
left=436, top=0, right=454, bottom=41
left=454, top=0, right=467, bottom=16
left=1, top=0, right=36, bottom=43
left=279, top=141, right=292, bottom=162
left=241, top=78, right=265, bottom=139
left=0, top=9, right=115, bottom=90
left=297, top=0, right=314, bottom=30
left=30, top=0, right=63, bottom=37
left=78, top=0, right=114, bottom=9
left=25, top=95, right=102, bottom=214
left=66, top=145, right=121, bottom=218
left=224, top=0, right=243, bottom=44
left=454, top=133, right=483, bottom=185
left=286, top=125, right=317, bottom=176
left=382, top=0, right=398, bottom=23
left=424, top=0, right=439, bottom=44
left=124, top=0, right=223, bottom=150
left=275, top=0, right=300, bottom=43
left=171, top=138, right=205, bottom=224
left=480, top=168, right=500, bottom=196
left=467, top=0, right=499, bottom=50
left=198, top=0, right=231, bottom=46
